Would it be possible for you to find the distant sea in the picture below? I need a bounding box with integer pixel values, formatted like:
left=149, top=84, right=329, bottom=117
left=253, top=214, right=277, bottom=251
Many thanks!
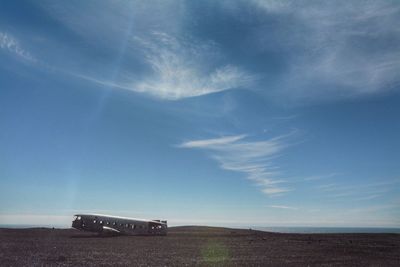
left=253, top=226, right=400, bottom=234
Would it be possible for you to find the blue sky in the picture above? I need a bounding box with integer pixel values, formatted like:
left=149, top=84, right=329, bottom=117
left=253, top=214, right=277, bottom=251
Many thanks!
left=1, top=0, right=399, bottom=228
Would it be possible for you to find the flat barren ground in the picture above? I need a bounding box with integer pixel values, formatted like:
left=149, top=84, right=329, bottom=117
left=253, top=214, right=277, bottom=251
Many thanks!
left=1, top=226, right=399, bottom=266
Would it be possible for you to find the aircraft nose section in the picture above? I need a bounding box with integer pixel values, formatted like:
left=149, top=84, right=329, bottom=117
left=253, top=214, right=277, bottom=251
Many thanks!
left=72, top=216, right=83, bottom=229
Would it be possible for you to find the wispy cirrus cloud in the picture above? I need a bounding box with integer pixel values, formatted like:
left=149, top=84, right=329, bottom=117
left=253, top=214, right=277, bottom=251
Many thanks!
left=304, top=173, right=339, bottom=181
left=244, top=1, right=400, bottom=100
left=315, top=179, right=400, bottom=201
left=36, top=1, right=256, bottom=101
left=180, top=134, right=292, bottom=196
left=133, top=32, right=255, bottom=100
left=180, top=134, right=246, bottom=148
left=51, top=30, right=254, bottom=100
left=0, top=32, right=36, bottom=62
left=19, top=1, right=400, bottom=102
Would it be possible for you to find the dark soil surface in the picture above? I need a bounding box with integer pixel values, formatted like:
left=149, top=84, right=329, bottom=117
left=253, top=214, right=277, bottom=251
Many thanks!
left=1, top=226, right=399, bottom=266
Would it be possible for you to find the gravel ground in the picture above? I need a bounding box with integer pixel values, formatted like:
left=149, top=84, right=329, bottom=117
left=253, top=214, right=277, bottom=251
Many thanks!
left=1, top=226, right=399, bottom=266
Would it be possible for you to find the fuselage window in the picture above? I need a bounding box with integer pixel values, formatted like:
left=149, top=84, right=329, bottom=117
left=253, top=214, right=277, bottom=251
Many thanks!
left=93, top=220, right=97, bottom=224
left=99, top=220, right=103, bottom=225
left=131, top=224, right=135, bottom=229
left=106, top=221, right=110, bottom=225
left=113, top=222, right=116, bottom=226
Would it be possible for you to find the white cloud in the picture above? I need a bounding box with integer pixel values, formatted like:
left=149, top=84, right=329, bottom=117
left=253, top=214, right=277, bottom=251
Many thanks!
left=0, top=32, right=36, bottom=62
left=180, top=134, right=246, bottom=148
left=58, top=31, right=255, bottom=100
left=34, top=2, right=256, bottom=100
left=134, top=32, right=255, bottom=100
left=180, top=134, right=292, bottom=196
left=9, top=1, right=399, bottom=102
left=304, top=173, right=339, bottom=181
left=250, top=1, right=400, bottom=99
left=315, top=179, right=399, bottom=201
left=70, top=72, right=133, bottom=91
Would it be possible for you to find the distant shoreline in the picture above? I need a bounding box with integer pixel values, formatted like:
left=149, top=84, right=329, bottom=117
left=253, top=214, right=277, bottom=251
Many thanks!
left=1, top=224, right=399, bottom=234
left=253, top=226, right=400, bottom=234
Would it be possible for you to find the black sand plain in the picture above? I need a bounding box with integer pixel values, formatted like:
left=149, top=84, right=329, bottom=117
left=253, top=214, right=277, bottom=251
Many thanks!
left=1, top=226, right=399, bottom=266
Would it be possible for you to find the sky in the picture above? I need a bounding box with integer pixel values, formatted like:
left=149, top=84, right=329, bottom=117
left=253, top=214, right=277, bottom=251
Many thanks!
left=1, top=0, right=400, bottom=228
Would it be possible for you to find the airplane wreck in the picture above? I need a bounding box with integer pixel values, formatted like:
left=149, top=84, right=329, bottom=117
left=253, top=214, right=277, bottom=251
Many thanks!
left=72, top=214, right=167, bottom=236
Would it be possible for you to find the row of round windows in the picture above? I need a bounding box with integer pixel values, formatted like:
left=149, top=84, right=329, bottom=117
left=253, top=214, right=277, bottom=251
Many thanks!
left=92, top=220, right=143, bottom=229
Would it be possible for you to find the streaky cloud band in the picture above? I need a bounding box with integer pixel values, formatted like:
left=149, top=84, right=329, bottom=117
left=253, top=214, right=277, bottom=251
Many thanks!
left=179, top=133, right=294, bottom=196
